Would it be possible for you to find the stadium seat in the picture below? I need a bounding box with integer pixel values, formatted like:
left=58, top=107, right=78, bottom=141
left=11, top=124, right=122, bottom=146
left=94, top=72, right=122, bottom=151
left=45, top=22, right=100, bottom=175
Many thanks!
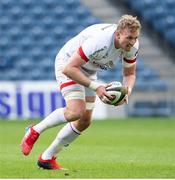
left=121, top=0, right=175, bottom=48
left=8, top=27, right=21, bottom=41
left=31, top=26, right=45, bottom=40
left=0, top=0, right=13, bottom=9
left=75, top=6, right=91, bottom=19
left=143, top=6, right=169, bottom=24
left=65, top=0, right=80, bottom=9
left=43, top=0, right=58, bottom=8
left=0, top=0, right=102, bottom=81
left=164, top=29, right=175, bottom=48
left=0, top=16, right=11, bottom=30
left=129, top=99, right=172, bottom=117
left=153, top=16, right=174, bottom=34
left=30, top=6, right=45, bottom=19
left=0, top=36, right=10, bottom=51
left=53, top=6, right=67, bottom=19
left=20, top=16, right=34, bottom=30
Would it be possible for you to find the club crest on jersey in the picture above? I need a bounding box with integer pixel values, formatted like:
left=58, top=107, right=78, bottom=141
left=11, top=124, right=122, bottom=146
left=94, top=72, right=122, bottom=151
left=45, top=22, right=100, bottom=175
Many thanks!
left=89, top=46, right=107, bottom=60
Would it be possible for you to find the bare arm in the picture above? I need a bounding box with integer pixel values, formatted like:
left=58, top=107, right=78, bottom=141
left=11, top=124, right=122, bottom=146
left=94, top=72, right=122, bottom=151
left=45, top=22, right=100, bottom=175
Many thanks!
left=122, top=63, right=136, bottom=96
left=62, top=52, right=112, bottom=99
left=114, top=64, right=136, bottom=106
left=62, top=52, right=91, bottom=87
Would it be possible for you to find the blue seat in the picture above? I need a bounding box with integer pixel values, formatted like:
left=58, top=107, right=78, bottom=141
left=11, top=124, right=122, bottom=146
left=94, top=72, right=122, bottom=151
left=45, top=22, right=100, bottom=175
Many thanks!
left=165, top=0, right=175, bottom=8
left=0, top=0, right=14, bottom=9
left=42, top=16, right=55, bottom=29
left=43, top=0, right=61, bottom=9
left=139, top=68, right=159, bottom=80
left=19, top=36, right=33, bottom=51
left=52, top=6, right=67, bottom=19
left=20, top=0, right=35, bottom=9
left=0, top=36, right=10, bottom=51
left=10, top=6, right=23, bottom=20
left=20, top=16, right=34, bottom=30
left=30, top=47, right=43, bottom=60
left=65, top=0, right=80, bottom=9
left=0, top=58, right=13, bottom=70
left=7, top=47, right=20, bottom=60
left=130, top=100, right=172, bottom=117
left=14, top=58, right=34, bottom=70
left=6, top=69, right=21, bottom=81
left=130, top=101, right=155, bottom=117
left=64, top=16, right=79, bottom=28
left=123, top=0, right=175, bottom=48
left=75, top=5, right=91, bottom=19
left=152, top=15, right=175, bottom=34
left=31, top=26, right=45, bottom=40
left=8, top=26, right=22, bottom=41
left=130, top=0, right=158, bottom=14
left=27, top=69, right=43, bottom=80
left=83, top=16, right=101, bottom=26
left=164, top=28, right=175, bottom=47
left=0, top=16, right=11, bottom=30
left=143, top=6, right=169, bottom=24
left=155, top=101, right=172, bottom=116
left=30, top=6, right=45, bottom=19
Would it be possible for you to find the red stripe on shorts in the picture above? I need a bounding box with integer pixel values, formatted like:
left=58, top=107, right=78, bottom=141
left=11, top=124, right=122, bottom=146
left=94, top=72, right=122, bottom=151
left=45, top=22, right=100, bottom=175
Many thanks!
left=78, top=47, right=89, bottom=62
left=123, top=58, right=136, bottom=63
left=60, top=81, right=77, bottom=90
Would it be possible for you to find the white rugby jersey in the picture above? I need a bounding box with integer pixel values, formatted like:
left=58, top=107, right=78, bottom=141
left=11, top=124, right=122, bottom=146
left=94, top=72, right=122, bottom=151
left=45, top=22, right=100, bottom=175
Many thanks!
left=58, top=23, right=139, bottom=72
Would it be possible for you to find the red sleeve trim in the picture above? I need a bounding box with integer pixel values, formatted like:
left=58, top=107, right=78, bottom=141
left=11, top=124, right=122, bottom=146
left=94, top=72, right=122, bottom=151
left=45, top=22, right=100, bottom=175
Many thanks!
left=60, top=81, right=77, bottom=90
left=123, top=58, right=136, bottom=64
left=78, top=47, right=89, bottom=62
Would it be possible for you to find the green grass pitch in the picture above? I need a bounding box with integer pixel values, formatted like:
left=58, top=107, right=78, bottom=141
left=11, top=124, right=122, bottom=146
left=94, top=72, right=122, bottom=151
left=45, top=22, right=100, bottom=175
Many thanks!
left=0, top=117, right=175, bottom=178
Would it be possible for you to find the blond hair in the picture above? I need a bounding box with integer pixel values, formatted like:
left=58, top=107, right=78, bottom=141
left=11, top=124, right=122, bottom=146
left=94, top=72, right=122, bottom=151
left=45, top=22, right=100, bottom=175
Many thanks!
left=117, top=15, right=141, bottom=32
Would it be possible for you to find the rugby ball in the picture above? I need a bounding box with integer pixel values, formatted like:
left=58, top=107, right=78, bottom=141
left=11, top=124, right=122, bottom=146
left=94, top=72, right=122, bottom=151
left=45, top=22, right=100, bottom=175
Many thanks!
left=105, top=81, right=128, bottom=105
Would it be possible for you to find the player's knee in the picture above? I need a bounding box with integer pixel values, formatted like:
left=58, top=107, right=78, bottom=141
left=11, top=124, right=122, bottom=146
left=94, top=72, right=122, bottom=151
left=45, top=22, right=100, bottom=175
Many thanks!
left=81, top=118, right=91, bottom=129
left=75, top=116, right=92, bottom=131
left=64, top=107, right=85, bottom=122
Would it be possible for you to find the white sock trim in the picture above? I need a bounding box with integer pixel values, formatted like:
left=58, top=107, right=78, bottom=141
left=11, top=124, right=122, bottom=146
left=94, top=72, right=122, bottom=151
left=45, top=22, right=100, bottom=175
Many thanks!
left=42, top=123, right=80, bottom=160
left=70, top=122, right=81, bottom=135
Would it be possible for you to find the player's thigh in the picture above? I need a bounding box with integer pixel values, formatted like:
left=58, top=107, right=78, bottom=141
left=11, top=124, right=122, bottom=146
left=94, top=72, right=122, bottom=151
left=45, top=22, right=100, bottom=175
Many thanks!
left=72, top=96, right=96, bottom=131
left=62, top=87, right=89, bottom=121
left=66, top=86, right=96, bottom=119
left=65, top=98, right=86, bottom=121
left=84, top=86, right=96, bottom=111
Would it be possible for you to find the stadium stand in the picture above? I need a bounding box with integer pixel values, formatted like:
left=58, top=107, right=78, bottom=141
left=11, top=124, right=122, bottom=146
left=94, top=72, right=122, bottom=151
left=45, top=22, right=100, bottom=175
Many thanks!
left=121, top=0, right=175, bottom=49
left=0, top=0, right=100, bottom=81
left=0, top=0, right=174, bottom=116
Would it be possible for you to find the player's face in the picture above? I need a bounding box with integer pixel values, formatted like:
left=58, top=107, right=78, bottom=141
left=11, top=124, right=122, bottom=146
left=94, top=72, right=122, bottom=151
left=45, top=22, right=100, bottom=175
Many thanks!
left=116, top=28, right=140, bottom=51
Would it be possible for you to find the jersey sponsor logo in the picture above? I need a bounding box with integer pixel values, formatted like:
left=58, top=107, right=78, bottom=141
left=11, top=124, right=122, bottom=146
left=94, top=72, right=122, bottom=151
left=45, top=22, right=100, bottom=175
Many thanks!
left=92, top=60, right=114, bottom=70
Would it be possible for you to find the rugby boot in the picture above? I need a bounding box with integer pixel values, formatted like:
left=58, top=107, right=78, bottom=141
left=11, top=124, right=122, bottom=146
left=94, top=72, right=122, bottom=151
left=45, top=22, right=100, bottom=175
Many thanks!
left=20, top=125, right=39, bottom=155
left=37, top=154, right=65, bottom=170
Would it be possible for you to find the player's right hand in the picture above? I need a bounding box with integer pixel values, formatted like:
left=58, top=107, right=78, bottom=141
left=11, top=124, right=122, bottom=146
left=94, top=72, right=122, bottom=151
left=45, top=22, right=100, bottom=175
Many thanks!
left=96, top=85, right=113, bottom=103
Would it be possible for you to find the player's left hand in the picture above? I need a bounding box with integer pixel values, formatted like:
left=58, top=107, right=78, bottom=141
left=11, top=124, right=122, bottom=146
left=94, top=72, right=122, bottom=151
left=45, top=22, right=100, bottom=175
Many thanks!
left=114, top=86, right=131, bottom=106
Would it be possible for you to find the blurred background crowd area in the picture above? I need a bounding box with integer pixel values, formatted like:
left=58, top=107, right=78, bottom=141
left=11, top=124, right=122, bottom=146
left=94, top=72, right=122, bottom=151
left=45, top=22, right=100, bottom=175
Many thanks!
left=0, top=0, right=175, bottom=117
